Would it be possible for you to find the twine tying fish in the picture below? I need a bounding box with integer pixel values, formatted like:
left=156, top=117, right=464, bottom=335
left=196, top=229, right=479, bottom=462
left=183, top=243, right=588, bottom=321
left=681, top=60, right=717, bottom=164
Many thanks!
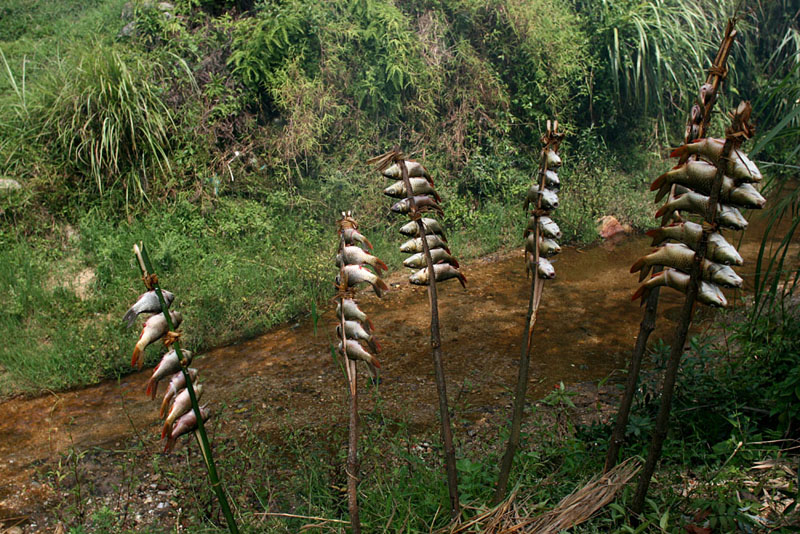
left=142, top=273, right=159, bottom=290
left=163, top=330, right=181, bottom=348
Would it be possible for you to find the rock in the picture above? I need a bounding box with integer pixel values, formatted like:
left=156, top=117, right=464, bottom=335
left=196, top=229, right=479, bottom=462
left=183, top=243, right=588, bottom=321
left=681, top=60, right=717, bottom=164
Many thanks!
left=0, top=178, right=21, bottom=190
left=118, top=21, right=137, bottom=38
left=597, top=215, right=631, bottom=239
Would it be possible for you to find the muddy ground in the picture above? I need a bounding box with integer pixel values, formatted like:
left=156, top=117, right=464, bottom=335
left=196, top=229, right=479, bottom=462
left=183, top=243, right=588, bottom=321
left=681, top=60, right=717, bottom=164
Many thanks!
left=0, top=224, right=793, bottom=532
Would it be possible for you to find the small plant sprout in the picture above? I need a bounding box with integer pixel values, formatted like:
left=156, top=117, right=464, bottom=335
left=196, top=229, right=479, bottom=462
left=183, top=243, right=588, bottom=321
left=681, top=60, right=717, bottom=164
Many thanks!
left=127, top=243, right=239, bottom=534
left=605, top=18, right=740, bottom=474
left=495, top=120, right=564, bottom=505
left=334, top=211, right=388, bottom=534
left=370, top=150, right=464, bottom=517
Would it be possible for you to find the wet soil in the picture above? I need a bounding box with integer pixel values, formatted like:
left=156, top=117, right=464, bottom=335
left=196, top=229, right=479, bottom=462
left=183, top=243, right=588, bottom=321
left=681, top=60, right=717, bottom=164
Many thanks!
left=1, top=209, right=797, bottom=531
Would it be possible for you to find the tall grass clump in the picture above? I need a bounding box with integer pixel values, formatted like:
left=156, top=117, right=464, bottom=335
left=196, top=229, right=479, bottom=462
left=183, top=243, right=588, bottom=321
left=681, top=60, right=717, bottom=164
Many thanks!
left=38, top=45, right=175, bottom=200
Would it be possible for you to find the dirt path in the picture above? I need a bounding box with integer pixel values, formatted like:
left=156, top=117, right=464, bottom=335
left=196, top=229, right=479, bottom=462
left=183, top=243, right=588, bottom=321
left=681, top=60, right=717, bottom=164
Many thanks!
left=0, top=216, right=794, bottom=531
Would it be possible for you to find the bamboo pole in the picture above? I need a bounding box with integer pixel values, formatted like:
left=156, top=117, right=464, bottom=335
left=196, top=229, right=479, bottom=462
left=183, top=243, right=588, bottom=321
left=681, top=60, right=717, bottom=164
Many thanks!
left=133, top=244, right=239, bottom=534
left=604, top=20, right=738, bottom=472
left=397, top=156, right=460, bottom=516
left=494, top=121, right=562, bottom=504
left=631, top=101, right=752, bottom=516
left=337, top=226, right=362, bottom=534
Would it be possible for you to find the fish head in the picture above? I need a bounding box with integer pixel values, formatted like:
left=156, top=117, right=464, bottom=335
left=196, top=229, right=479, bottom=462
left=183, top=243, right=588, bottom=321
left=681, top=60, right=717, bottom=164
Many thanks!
left=731, top=183, right=766, bottom=209
left=699, top=282, right=727, bottom=307
left=708, top=263, right=743, bottom=288
left=538, top=258, right=556, bottom=279
left=383, top=182, right=404, bottom=196
left=390, top=199, right=408, bottom=213
left=408, top=269, right=427, bottom=285
left=541, top=190, right=559, bottom=209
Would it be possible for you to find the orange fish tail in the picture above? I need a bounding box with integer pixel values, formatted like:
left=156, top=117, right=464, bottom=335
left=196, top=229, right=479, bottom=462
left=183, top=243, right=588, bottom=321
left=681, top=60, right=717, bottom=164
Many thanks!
left=650, top=173, right=666, bottom=191
left=374, top=258, right=388, bottom=272
left=630, top=257, right=646, bottom=274
left=371, top=355, right=382, bottom=369
left=131, top=345, right=142, bottom=368
left=159, top=396, right=171, bottom=419
left=458, top=272, right=467, bottom=288
left=161, top=421, right=171, bottom=440
left=362, top=235, right=374, bottom=251
left=451, top=257, right=460, bottom=268
left=669, top=145, right=689, bottom=159
left=145, top=377, right=158, bottom=400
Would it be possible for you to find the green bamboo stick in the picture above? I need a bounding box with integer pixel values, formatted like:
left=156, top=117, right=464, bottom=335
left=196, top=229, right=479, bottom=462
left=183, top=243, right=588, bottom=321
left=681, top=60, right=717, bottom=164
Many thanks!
left=133, top=243, right=240, bottom=534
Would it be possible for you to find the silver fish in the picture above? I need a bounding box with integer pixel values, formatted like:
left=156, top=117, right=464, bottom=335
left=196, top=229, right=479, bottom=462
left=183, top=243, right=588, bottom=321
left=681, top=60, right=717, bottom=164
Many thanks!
left=164, top=404, right=211, bottom=453
left=671, top=138, right=762, bottom=183
left=546, top=149, right=562, bottom=168
left=382, top=161, right=431, bottom=181
left=399, top=235, right=450, bottom=254
left=525, top=234, right=561, bottom=257
left=337, top=320, right=381, bottom=353
left=630, top=243, right=743, bottom=287
left=159, top=368, right=199, bottom=419
left=526, top=253, right=556, bottom=279
left=399, top=218, right=447, bottom=239
left=656, top=192, right=748, bottom=230
left=335, top=246, right=388, bottom=273
left=341, top=228, right=373, bottom=250
left=336, top=298, right=373, bottom=330
left=646, top=221, right=743, bottom=266
left=525, top=185, right=559, bottom=211
left=336, top=265, right=389, bottom=297
left=383, top=178, right=440, bottom=201
left=162, top=384, right=203, bottom=439
left=390, top=195, right=443, bottom=215
left=525, top=216, right=562, bottom=239
left=543, top=169, right=560, bottom=189
left=402, top=249, right=459, bottom=269
left=633, top=268, right=727, bottom=307
left=145, top=349, right=193, bottom=400
left=409, top=263, right=467, bottom=288
left=123, top=290, right=175, bottom=327
left=339, top=339, right=381, bottom=368
left=131, top=311, right=183, bottom=369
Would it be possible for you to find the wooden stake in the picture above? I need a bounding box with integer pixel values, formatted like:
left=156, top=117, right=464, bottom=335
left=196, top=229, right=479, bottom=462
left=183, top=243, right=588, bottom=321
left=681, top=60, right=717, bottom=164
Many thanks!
left=494, top=122, right=562, bottom=504
left=604, top=19, right=738, bottom=472
left=398, top=156, right=460, bottom=516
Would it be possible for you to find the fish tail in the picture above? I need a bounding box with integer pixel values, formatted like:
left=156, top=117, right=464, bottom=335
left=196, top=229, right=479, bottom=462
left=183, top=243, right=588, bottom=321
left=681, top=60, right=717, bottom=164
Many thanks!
left=638, top=265, right=651, bottom=283
left=361, top=235, right=373, bottom=251
left=163, top=435, right=176, bottom=453
left=654, top=184, right=671, bottom=203
left=645, top=228, right=664, bottom=247
left=443, top=244, right=451, bottom=254
left=432, top=190, right=442, bottom=203
left=654, top=204, right=669, bottom=218
left=669, top=145, right=689, bottom=159
left=451, top=257, right=460, bottom=268
left=368, top=336, right=381, bottom=353
left=457, top=272, right=467, bottom=288
left=371, top=355, right=382, bottom=369
left=632, top=284, right=650, bottom=304
left=131, top=344, right=143, bottom=368
left=145, top=376, right=159, bottom=400
left=373, top=277, right=389, bottom=298
left=123, top=308, right=136, bottom=328
left=650, top=173, right=666, bottom=192
left=374, top=257, right=388, bottom=273
left=366, top=317, right=375, bottom=331
left=159, top=395, right=171, bottom=419
left=630, top=256, right=646, bottom=274
left=161, top=420, right=171, bottom=440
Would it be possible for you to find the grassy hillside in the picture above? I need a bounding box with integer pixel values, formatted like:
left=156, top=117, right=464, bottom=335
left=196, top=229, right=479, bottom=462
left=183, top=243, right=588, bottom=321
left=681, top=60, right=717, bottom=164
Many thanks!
left=0, top=0, right=795, bottom=395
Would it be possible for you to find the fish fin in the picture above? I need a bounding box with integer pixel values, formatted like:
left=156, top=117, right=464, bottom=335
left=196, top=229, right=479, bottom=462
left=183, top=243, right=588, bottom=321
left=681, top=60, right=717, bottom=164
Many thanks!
left=457, top=272, right=467, bottom=289
left=145, top=376, right=159, bottom=400
left=131, top=345, right=142, bottom=368
left=123, top=308, right=136, bottom=328
left=630, top=256, right=646, bottom=274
